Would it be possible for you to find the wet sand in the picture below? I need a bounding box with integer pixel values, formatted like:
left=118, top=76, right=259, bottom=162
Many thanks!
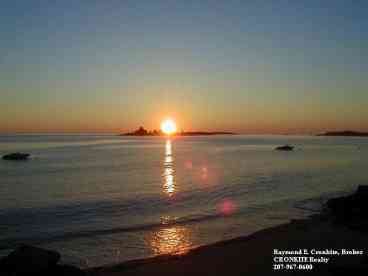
left=89, top=214, right=368, bottom=276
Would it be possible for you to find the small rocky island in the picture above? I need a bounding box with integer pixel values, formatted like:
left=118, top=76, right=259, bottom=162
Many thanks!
left=120, top=127, right=236, bottom=136
left=318, top=130, right=368, bottom=137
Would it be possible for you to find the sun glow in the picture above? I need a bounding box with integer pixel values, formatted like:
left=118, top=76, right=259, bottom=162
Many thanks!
left=160, top=119, right=177, bottom=135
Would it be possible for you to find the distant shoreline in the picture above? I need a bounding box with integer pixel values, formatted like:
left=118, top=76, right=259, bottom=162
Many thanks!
left=317, top=130, right=368, bottom=137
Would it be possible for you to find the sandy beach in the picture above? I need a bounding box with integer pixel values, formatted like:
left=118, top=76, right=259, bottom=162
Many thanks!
left=89, top=213, right=368, bottom=276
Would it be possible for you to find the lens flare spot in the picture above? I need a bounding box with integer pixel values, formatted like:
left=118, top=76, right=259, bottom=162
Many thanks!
left=219, top=199, right=237, bottom=216
left=185, top=160, right=193, bottom=169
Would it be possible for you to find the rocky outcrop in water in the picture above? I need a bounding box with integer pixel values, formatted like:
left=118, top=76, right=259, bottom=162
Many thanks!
left=2, top=153, right=30, bottom=161
left=275, top=145, right=294, bottom=151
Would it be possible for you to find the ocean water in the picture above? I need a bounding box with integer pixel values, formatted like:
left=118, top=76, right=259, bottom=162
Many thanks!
left=0, top=134, right=367, bottom=267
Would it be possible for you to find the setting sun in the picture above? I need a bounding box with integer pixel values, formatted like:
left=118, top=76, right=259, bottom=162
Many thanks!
left=161, top=119, right=177, bottom=135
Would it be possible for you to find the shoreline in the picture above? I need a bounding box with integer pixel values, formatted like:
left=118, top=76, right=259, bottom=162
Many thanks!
left=88, top=211, right=368, bottom=275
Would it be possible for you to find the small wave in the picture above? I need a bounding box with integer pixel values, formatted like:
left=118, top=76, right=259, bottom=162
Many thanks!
left=0, top=196, right=302, bottom=251
left=0, top=213, right=223, bottom=250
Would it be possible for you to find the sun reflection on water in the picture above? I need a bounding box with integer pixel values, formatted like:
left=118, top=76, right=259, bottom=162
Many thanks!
left=148, top=223, right=192, bottom=255
left=163, top=139, right=175, bottom=197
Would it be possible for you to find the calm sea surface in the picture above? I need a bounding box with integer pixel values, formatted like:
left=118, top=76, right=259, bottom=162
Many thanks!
left=0, top=134, right=367, bottom=267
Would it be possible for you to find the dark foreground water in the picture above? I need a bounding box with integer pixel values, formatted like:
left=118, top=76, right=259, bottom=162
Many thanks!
left=0, top=134, right=367, bottom=267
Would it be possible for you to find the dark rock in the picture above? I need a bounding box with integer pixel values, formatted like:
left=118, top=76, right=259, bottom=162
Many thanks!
left=355, top=185, right=368, bottom=201
left=275, top=145, right=294, bottom=151
left=0, top=245, right=60, bottom=275
left=2, top=153, right=30, bottom=161
left=327, top=185, right=368, bottom=226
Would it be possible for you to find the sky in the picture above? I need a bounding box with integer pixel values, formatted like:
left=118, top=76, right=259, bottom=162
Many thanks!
left=0, top=0, right=367, bottom=134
